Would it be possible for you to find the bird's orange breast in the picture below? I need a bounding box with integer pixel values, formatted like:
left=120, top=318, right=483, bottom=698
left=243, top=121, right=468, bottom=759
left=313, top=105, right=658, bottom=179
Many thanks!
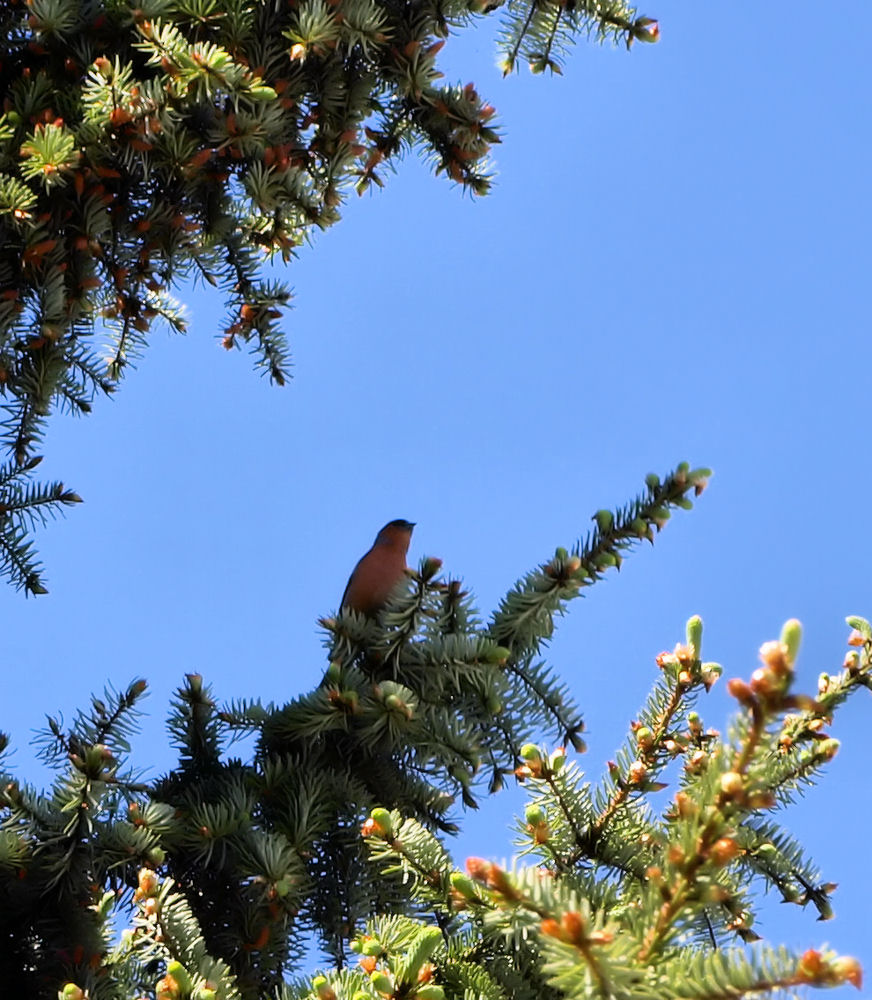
left=342, top=546, right=408, bottom=615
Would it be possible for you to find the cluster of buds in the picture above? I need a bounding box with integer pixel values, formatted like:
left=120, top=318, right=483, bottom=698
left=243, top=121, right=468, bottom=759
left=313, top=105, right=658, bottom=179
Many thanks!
left=543, top=546, right=585, bottom=585
left=843, top=648, right=862, bottom=677
left=655, top=617, right=721, bottom=692
left=779, top=619, right=872, bottom=750
left=367, top=971, right=443, bottom=1000
left=155, top=961, right=196, bottom=1000
left=373, top=681, right=417, bottom=722
left=684, top=746, right=709, bottom=774
left=326, top=686, right=360, bottom=713
left=150, top=964, right=216, bottom=1000
left=631, top=720, right=684, bottom=761
left=127, top=801, right=146, bottom=827
left=69, top=743, right=116, bottom=780
left=322, top=656, right=360, bottom=715
left=351, top=933, right=386, bottom=974
left=447, top=870, right=486, bottom=910
left=360, top=807, right=396, bottom=841
left=540, top=909, right=613, bottom=949
left=133, top=867, right=158, bottom=902
left=629, top=760, right=659, bottom=789
left=707, top=835, right=742, bottom=868
left=634, top=718, right=694, bottom=776
left=846, top=615, right=872, bottom=650
left=670, top=462, right=709, bottom=495
left=665, top=786, right=751, bottom=887
left=727, top=621, right=814, bottom=716
left=464, top=857, right=520, bottom=903
left=711, top=768, right=776, bottom=812
left=311, top=975, right=337, bottom=1000
left=524, top=803, right=550, bottom=844
left=514, top=743, right=566, bottom=781
left=133, top=866, right=162, bottom=922
left=671, top=790, right=699, bottom=822
left=349, top=926, right=445, bottom=1000
left=796, top=949, right=862, bottom=990
left=843, top=618, right=872, bottom=690
left=776, top=712, right=836, bottom=755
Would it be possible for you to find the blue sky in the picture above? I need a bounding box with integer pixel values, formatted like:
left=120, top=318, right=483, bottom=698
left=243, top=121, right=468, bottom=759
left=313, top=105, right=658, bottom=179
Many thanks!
left=2, top=0, right=869, bottom=987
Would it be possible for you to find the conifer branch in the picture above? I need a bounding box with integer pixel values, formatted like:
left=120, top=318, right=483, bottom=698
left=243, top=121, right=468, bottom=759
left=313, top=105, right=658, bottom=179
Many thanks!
left=0, top=453, right=83, bottom=592
left=349, top=616, right=865, bottom=1000
left=488, top=463, right=710, bottom=658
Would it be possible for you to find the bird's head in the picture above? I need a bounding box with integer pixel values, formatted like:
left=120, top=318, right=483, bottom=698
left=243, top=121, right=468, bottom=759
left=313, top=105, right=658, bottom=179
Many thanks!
left=375, top=519, right=415, bottom=550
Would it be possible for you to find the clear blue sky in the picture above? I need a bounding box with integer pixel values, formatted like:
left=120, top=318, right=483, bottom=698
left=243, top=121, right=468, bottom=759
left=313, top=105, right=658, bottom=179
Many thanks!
left=2, top=0, right=869, bottom=987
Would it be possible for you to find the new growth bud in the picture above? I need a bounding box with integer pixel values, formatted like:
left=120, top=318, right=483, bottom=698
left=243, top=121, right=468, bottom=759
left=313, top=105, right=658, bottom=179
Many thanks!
left=780, top=619, right=802, bottom=667
left=719, top=771, right=744, bottom=798
left=593, top=509, right=614, bottom=533
left=685, top=615, right=703, bottom=660
left=629, top=17, right=660, bottom=44
left=708, top=837, right=741, bottom=867
left=369, top=808, right=394, bottom=838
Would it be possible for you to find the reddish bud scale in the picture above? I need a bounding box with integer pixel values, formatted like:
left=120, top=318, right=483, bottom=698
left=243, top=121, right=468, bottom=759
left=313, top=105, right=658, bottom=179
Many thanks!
left=832, top=957, right=863, bottom=989
left=530, top=821, right=549, bottom=844
left=798, top=949, right=824, bottom=981
left=360, top=817, right=385, bottom=837
left=561, top=910, right=585, bottom=943
left=465, top=857, right=491, bottom=882
left=726, top=678, right=754, bottom=705
left=109, top=107, right=132, bottom=127
left=708, top=837, right=740, bottom=867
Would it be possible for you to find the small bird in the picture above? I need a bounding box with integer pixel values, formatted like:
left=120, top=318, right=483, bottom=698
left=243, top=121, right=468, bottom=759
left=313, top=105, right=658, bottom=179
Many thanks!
left=340, top=519, right=415, bottom=615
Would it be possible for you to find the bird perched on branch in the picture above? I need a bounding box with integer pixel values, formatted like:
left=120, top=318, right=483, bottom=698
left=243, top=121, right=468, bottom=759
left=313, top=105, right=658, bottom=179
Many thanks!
left=340, top=519, right=415, bottom=615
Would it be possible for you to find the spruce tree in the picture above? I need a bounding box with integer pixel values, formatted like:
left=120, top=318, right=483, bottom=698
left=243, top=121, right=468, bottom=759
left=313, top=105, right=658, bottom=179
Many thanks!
left=0, top=463, right=866, bottom=1000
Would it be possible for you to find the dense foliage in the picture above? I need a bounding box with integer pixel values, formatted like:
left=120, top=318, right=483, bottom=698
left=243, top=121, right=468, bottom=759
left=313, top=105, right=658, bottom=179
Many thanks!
left=0, top=464, right=866, bottom=1000
left=0, top=0, right=659, bottom=592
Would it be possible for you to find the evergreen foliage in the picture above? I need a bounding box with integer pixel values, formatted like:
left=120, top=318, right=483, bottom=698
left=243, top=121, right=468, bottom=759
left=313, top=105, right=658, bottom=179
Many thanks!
left=0, top=463, right=866, bottom=1000
left=316, top=614, right=868, bottom=1000
left=0, top=0, right=660, bottom=592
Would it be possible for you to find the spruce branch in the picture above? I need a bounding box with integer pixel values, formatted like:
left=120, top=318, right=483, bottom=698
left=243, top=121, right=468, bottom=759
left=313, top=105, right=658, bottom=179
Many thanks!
left=350, top=616, right=866, bottom=1000
left=127, top=867, right=241, bottom=1000
left=739, top=818, right=831, bottom=919
left=488, top=463, right=710, bottom=658
left=576, top=616, right=720, bottom=863
left=0, top=451, right=83, bottom=593
left=167, top=673, right=226, bottom=769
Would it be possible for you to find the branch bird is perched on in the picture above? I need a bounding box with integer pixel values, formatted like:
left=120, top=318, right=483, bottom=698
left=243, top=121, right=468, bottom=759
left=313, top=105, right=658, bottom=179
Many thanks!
left=340, top=519, right=416, bottom=615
